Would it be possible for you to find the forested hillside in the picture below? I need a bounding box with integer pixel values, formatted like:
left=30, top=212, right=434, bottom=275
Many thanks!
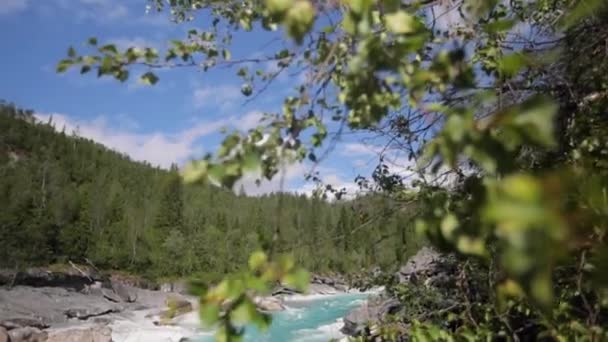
left=51, top=0, right=608, bottom=340
left=0, top=102, right=420, bottom=279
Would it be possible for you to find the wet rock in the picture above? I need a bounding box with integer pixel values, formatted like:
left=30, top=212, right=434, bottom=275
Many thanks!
left=253, top=296, right=285, bottom=312
left=7, top=327, right=47, bottom=342
left=47, top=325, right=112, bottom=342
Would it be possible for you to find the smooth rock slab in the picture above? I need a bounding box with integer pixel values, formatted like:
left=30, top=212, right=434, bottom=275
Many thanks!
left=0, top=286, right=122, bottom=325
left=47, top=325, right=112, bottom=342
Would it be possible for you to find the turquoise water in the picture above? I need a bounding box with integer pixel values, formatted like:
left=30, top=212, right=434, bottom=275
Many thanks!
left=197, top=292, right=370, bottom=342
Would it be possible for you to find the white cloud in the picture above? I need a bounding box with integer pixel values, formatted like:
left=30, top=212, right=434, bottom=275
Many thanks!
left=341, top=142, right=385, bottom=156
left=235, top=162, right=309, bottom=196
left=34, top=112, right=225, bottom=169
left=54, top=0, right=128, bottom=23
left=193, top=84, right=243, bottom=110
left=110, top=36, right=160, bottom=50
left=33, top=109, right=272, bottom=169
left=0, top=0, right=27, bottom=15
left=234, top=111, right=264, bottom=132
left=31, top=111, right=370, bottom=196
left=295, top=170, right=361, bottom=200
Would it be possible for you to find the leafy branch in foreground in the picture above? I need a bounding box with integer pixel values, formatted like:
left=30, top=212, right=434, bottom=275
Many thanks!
left=191, top=251, right=308, bottom=342
left=57, top=0, right=608, bottom=340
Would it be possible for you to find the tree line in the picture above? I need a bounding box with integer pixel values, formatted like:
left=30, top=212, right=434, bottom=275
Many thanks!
left=0, top=102, right=422, bottom=280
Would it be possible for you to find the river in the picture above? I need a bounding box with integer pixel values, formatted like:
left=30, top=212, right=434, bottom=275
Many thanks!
left=111, top=291, right=372, bottom=342
left=198, top=292, right=370, bottom=342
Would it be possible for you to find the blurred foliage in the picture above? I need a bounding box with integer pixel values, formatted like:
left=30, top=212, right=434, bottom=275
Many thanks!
left=192, top=251, right=309, bottom=342
left=57, top=0, right=608, bottom=340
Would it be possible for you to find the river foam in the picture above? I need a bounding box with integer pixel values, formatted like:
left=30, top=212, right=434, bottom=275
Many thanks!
left=111, top=290, right=374, bottom=342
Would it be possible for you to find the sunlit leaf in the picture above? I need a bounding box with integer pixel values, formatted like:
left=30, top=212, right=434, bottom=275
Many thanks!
left=385, top=11, right=420, bottom=34
left=140, top=72, right=159, bottom=85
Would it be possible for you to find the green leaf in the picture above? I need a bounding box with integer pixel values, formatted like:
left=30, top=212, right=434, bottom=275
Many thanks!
left=99, top=44, right=118, bottom=54
left=266, top=0, right=293, bottom=15
left=347, top=0, right=372, bottom=15
left=199, top=302, right=220, bottom=326
left=241, top=83, right=253, bottom=96
left=510, top=96, right=558, bottom=148
left=140, top=72, right=159, bottom=85
left=498, top=53, right=527, bottom=78
left=231, top=299, right=258, bottom=325
left=116, top=69, right=129, bottom=82
left=182, top=160, right=208, bottom=184
left=222, top=49, right=231, bottom=61
left=248, top=251, right=268, bottom=271
left=282, top=268, right=309, bottom=292
left=249, top=310, right=272, bottom=331
left=385, top=11, right=420, bottom=34
left=242, top=152, right=261, bottom=171
left=240, top=17, right=252, bottom=31
left=87, top=37, right=98, bottom=46
left=67, top=46, right=76, bottom=58
left=56, top=59, right=72, bottom=73
left=284, top=0, right=315, bottom=44
left=484, top=19, right=515, bottom=34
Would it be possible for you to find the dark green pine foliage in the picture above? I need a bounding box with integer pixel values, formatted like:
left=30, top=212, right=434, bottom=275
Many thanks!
left=0, top=102, right=424, bottom=279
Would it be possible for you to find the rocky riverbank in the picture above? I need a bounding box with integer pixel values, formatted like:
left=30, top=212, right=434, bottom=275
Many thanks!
left=339, top=247, right=455, bottom=339
left=0, top=266, right=357, bottom=341
left=0, top=265, right=200, bottom=342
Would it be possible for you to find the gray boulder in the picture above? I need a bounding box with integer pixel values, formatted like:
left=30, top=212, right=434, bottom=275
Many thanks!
left=253, top=296, right=285, bottom=312
left=341, top=297, right=402, bottom=336
left=111, top=281, right=137, bottom=303
left=397, top=247, right=443, bottom=283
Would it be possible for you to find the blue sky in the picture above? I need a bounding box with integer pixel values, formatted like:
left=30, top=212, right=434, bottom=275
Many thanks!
left=0, top=0, right=415, bottom=195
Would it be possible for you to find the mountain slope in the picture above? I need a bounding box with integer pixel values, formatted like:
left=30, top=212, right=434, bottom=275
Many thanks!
left=0, top=102, right=421, bottom=279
